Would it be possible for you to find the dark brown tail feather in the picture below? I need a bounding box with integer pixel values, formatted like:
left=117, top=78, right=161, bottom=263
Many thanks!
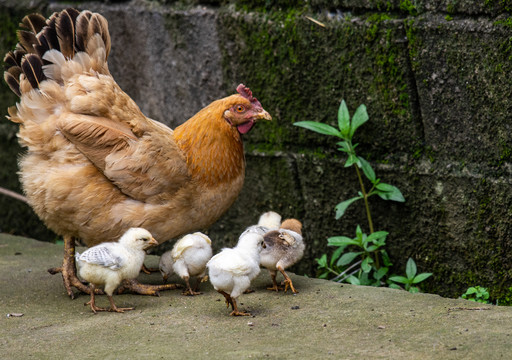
left=3, top=7, right=109, bottom=96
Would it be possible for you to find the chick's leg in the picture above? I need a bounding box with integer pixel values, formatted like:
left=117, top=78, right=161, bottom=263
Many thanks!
left=116, top=279, right=182, bottom=297
left=182, top=276, right=201, bottom=296
left=266, top=270, right=283, bottom=292
left=107, top=295, right=134, bottom=313
left=230, top=298, right=251, bottom=317
left=48, top=235, right=93, bottom=298
left=278, top=266, right=298, bottom=294
left=85, top=284, right=107, bottom=313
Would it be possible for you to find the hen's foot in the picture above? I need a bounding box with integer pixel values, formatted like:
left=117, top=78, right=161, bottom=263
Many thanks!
left=48, top=235, right=96, bottom=298
left=116, top=279, right=182, bottom=296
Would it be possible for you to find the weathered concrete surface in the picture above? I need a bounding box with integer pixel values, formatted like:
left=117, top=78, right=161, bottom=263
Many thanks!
left=2, top=234, right=512, bottom=359
left=1, top=0, right=512, bottom=301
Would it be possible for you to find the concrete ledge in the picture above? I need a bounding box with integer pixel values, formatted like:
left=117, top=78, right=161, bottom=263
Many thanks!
left=1, top=233, right=511, bottom=359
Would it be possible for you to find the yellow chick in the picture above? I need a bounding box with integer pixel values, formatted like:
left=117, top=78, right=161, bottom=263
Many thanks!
left=260, top=219, right=304, bottom=294
left=76, top=228, right=158, bottom=313
left=207, top=232, right=266, bottom=316
left=158, top=232, right=213, bottom=296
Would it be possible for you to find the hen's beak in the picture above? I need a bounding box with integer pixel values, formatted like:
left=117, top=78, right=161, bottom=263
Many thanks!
left=256, top=110, right=272, bottom=121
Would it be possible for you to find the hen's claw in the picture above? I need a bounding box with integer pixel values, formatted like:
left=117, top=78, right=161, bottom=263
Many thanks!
left=116, top=278, right=182, bottom=296
left=48, top=235, right=99, bottom=298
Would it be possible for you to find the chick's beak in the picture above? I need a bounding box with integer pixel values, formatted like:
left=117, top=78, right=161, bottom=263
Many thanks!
left=148, top=237, right=158, bottom=247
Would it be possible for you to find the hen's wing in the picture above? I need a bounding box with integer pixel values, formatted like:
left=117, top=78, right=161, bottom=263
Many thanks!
left=77, top=245, right=123, bottom=270
left=5, top=8, right=190, bottom=203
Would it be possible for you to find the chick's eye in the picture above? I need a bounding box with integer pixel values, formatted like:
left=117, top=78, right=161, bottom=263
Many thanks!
left=235, top=105, right=245, bottom=113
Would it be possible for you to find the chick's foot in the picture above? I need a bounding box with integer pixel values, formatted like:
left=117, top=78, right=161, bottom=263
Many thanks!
left=116, top=279, right=182, bottom=296
left=48, top=235, right=97, bottom=298
left=279, top=268, right=298, bottom=294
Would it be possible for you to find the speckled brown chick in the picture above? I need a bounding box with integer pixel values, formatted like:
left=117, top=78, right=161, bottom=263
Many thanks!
left=260, top=219, right=304, bottom=294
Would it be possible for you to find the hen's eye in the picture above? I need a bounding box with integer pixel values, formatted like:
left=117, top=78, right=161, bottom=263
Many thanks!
left=236, top=105, right=245, bottom=113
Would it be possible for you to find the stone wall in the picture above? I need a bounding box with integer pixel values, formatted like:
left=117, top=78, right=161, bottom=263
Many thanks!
left=1, top=0, right=512, bottom=299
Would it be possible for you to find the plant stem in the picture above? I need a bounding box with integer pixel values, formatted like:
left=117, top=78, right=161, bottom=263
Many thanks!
left=353, top=164, right=374, bottom=235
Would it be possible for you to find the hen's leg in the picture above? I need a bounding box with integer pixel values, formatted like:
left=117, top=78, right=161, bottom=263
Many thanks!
left=278, top=266, right=298, bottom=294
left=116, top=279, right=182, bottom=296
left=84, top=284, right=107, bottom=313
left=182, top=276, right=201, bottom=296
left=48, top=235, right=92, bottom=298
left=107, top=295, right=134, bottom=313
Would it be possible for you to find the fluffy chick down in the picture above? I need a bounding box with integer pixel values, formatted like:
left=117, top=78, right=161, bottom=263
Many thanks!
left=158, top=232, right=213, bottom=295
left=260, top=218, right=305, bottom=294
left=76, top=228, right=158, bottom=313
left=207, top=232, right=266, bottom=316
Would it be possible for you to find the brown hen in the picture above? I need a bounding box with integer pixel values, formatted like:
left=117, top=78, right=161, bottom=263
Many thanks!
left=3, top=8, right=271, bottom=298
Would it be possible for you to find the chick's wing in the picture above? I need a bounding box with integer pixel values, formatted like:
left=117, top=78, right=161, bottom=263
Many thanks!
left=78, top=245, right=123, bottom=270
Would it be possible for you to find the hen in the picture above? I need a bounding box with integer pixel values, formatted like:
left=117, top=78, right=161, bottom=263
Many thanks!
left=3, top=8, right=271, bottom=298
left=158, top=232, right=213, bottom=295
left=76, top=228, right=158, bottom=313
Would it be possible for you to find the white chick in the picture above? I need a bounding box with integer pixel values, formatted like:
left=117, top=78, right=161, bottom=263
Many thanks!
left=260, top=219, right=304, bottom=294
left=76, top=228, right=158, bottom=313
left=241, top=211, right=282, bottom=237
left=158, top=232, right=213, bottom=296
left=207, top=232, right=266, bottom=316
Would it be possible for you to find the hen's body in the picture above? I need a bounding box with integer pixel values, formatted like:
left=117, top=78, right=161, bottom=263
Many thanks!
left=4, top=8, right=270, bottom=296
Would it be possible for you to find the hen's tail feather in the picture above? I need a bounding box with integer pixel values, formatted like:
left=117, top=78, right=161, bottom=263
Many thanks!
left=3, top=7, right=110, bottom=97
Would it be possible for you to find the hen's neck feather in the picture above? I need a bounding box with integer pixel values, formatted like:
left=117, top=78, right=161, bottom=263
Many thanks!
left=173, top=97, right=245, bottom=187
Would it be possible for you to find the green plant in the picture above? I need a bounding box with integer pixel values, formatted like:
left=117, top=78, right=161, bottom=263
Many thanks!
left=295, top=100, right=430, bottom=293
left=462, top=286, right=491, bottom=304
left=388, top=258, right=433, bottom=293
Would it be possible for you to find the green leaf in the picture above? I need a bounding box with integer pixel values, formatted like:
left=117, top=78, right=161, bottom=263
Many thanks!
left=318, top=272, right=329, bottom=279
left=389, top=275, right=409, bottom=284
left=366, top=231, right=389, bottom=244
left=464, top=287, right=478, bottom=295
left=328, top=236, right=359, bottom=247
left=408, top=286, right=420, bottom=294
left=345, top=154, right=360, bottom=168
left=337, top=141, right=350, bottom=153
left=388, top=283, right=403, bottom=290
left=406, top=258, right=417, bottom=280
left=316, top=254, right=327, bottom=268
left=365, top=245, right=379, bottom=252
left=350, top=104, right=369, bottom=138
left=346, top=275, right=360, bottom=285
left=358, top=157, right=376, bottom=182
left=375, top=183, right=405, bottom=202
left=374, top=266, right=389, bottom=281
left=381, top=250, right=393, bottom=267
left=337, top=100, right=350, bottom=138
left=335, top=196, right=362, bottom=219
left=361, top=257, right=373, bottom=273
left=338, top=251, right=362, bottom=266
left=294, top=121, right=342, bottom=137
left=412, top=272, right=433, bottom=284
left=330, top=246, right=345, bottom=266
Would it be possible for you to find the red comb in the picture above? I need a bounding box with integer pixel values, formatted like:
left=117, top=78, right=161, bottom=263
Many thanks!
left=236, top=84, right=259, bottom=104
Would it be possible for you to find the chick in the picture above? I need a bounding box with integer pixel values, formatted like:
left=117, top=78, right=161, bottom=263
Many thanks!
left=158, top=232, right=213, bottom=296
left=207, top=232, right=266, bottom=316
left=241, top=211, right=282, bottom=237
left=260, top=218, right=304, bottom=294
left=76, top=228, right=158, bottom=313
